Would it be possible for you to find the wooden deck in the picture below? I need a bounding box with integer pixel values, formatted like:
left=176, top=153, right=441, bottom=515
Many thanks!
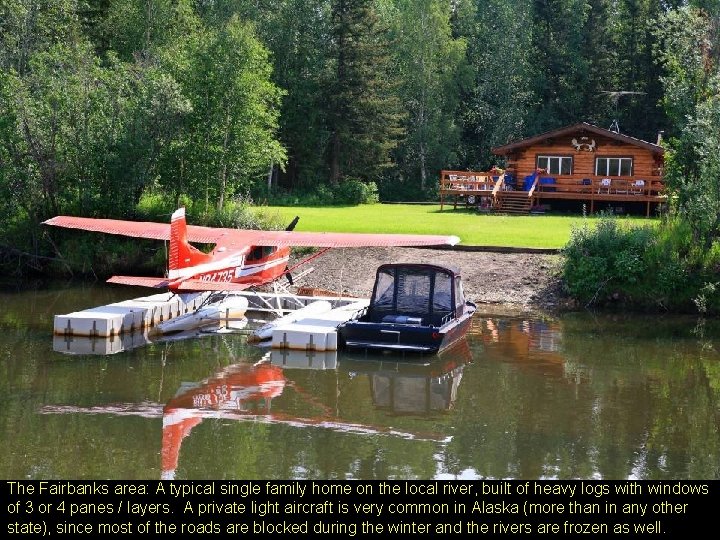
left=439, top=169, right=667, bottom=216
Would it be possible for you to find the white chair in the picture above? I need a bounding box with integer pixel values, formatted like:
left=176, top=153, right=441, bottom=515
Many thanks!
left=630, top=179, right=645, bottom=194
left=598, top=178, right=612, bottom=194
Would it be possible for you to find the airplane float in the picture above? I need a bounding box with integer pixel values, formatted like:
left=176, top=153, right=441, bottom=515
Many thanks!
left=43, top=207, right=460, bottom=293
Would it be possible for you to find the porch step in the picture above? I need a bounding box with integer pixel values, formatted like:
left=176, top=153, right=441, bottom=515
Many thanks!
left=497, top=192, right=532, bottom=214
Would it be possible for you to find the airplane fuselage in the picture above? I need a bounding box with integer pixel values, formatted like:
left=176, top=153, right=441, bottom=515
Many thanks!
left=169, top=244, right=291, bottom=291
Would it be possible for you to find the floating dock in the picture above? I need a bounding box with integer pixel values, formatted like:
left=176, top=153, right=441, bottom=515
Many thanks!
left=53, top=290, right=368, bottom=356
left=269, top=300, right=369, bottom=352
left=54, top=292, right=211, bottom=337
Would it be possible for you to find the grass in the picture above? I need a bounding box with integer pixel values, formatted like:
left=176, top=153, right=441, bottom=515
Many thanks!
left=258, top=204, right=658, bottom=249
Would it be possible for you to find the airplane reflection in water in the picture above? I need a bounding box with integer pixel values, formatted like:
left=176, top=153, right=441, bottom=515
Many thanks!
left=41, top=339, right=473, bottom=480
left=161, top=341, right=472, bottom=479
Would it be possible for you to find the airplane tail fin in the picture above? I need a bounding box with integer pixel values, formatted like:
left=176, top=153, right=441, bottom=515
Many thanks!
left=168, top=208, right=212, bottom=276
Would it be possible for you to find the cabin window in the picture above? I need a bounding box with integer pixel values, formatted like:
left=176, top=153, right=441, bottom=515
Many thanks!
left=536, top=155, right=572, bottom=175
left=246, top=245, right=277, bottom=262
left=596, top=157, right=633, bottom=176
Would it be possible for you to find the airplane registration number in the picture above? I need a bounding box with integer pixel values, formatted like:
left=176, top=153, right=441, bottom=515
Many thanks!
left=199, top=270, right=234, bottom=282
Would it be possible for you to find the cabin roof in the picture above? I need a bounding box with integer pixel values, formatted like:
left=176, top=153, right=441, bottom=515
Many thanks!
left=376, top=262, right=461, bottom=278
left=491, top=122, right=664, bottom=155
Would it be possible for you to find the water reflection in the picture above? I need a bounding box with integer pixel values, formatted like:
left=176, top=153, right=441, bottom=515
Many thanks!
left=270, top=348, right=338, bottom=370
left=473, top=315, right=567, bottom=377
left=162, top=362, right=286, bottom=479
left=6, top=283, right=718, bottom=480
left=341, top=340, right=473, bottom=415
left=159, top=344, right=473, bottom=479
left=52, top=322, right=248, bottom=355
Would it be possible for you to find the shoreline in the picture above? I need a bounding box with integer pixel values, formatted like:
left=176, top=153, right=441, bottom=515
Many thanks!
left=288, top=247, right=569, bottom=315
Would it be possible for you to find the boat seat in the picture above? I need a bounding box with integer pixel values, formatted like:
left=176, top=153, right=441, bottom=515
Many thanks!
left=381, top=314, right=423, bottom=325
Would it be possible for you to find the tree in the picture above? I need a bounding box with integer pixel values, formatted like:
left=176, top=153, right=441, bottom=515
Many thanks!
left=455, top=0, right=537, bottom=169
left=0, top=0, right=81, bottom=74
left=328, top=0, right=405, bottom=184
left=594, top=0, right=668, bottom=140
left=657, top=6, right=720, bottom=250
left=162, top=16, right=286, bottom=211
left=386, top=0, right=467, bottom=193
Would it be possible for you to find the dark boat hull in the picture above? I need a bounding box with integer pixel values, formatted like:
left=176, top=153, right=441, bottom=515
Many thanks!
left=339, top=303, right=476, bottom=355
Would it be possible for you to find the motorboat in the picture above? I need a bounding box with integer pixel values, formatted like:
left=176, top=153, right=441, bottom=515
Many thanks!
left=337, top=263, right=476, bottom=355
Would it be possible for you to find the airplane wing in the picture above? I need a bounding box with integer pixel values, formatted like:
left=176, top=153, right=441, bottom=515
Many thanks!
left=43, top=216, right=173, bottom=241
left=212, top=229, right=460, bottom=248
left=43, top=216, right=460, bottom=247
left=107, top=276, right=171, bottom=288
left=108, top=276, right=256, bottom=292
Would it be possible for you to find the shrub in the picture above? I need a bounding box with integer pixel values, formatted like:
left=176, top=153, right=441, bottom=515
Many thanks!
left=562, top=214, right=720, bottom=313
left=260, top=179, right=379, bottom=206
left=210, top=196, right=286, bottom=231
left=562, top=216, right=654, bottom=307
left=332, top=178, right=379, bottom=205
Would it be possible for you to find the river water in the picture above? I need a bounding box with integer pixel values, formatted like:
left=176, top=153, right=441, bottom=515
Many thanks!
left=1, top=283, right=718, bottom=480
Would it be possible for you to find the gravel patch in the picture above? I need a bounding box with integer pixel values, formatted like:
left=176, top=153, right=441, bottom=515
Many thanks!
left=288, top=247, right=569, bottom=314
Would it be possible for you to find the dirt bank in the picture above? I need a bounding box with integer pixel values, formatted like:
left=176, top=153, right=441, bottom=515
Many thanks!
left=288, top=247, right=568, bottom=314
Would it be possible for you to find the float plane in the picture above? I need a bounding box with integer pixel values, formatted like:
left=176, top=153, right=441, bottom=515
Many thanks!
left=43, top=207, right=459, bottom=293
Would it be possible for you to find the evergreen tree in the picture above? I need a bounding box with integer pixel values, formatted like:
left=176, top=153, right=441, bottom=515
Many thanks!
left=455, top=0, right=536, bottom=168
left=328, top=0, right=405, bottom=184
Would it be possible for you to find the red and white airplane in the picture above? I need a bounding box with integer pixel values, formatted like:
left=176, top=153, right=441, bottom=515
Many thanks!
left=43, top=207, right=459, bottom=293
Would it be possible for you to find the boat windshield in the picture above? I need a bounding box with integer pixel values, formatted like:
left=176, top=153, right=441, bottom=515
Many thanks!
left=396, top=271, right=432, bottom=313
left=372, top=269, right=396, bottom=310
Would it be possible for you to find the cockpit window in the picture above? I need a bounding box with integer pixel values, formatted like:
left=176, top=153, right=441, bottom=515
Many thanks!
left=247, top=246, right=276, bottom=262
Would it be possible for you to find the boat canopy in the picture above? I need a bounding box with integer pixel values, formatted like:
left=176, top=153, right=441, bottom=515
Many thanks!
left=369, top=264, right=461, bottom=324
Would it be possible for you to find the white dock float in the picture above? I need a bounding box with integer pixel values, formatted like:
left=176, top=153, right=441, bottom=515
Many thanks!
left=53, top=292, right=211, bottom=337
left=270, top=299, right=368, bottom=352
left=270, top=349, right=338, bottom=370
left=54, top=289, right=366, bottom=345
left=53, top=331, right=151, bottom=355
left=272, top=324, right=338, bottom=352
left=290, top=300, right=369, bottom=328
left=54, top=310, right=128, bottom=338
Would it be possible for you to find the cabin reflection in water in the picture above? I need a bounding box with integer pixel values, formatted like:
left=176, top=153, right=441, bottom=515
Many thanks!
left=470, top=315, right=566, bottom=377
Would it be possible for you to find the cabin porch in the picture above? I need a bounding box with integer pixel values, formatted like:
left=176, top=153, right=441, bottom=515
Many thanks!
left=439, top=169, right=667, bottom=217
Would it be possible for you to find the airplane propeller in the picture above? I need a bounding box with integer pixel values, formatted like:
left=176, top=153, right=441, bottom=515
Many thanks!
left=285, top=216, right=300, bottom=232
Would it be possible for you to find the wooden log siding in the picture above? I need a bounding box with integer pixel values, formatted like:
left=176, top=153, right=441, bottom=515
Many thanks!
left=509, top=139, right=659, bottom=179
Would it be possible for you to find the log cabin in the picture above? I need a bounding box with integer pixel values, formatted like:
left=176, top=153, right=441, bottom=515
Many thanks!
left=439, top=122, right=667, bottom=217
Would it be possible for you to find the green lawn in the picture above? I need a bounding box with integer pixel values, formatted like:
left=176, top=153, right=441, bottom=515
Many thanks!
left=259, top=204, right=658, bottom=249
